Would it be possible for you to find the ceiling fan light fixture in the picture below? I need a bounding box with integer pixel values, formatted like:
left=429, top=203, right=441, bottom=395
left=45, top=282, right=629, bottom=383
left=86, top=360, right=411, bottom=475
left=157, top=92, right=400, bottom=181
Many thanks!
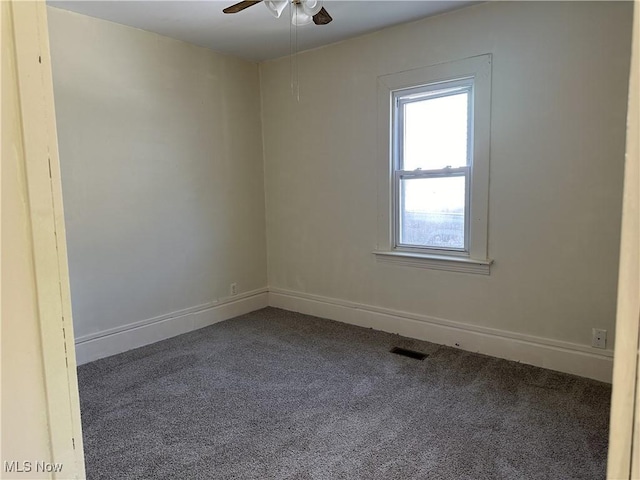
left=291, top=3, right=313, bottom=26
left=301, top=0, right=322, bottom=17
left=265, top=0, right=288, bottom=19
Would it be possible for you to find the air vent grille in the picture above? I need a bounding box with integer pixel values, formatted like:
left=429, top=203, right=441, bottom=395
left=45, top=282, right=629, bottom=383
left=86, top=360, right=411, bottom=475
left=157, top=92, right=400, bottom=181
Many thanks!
left=390, top=347, right=428, bottom=361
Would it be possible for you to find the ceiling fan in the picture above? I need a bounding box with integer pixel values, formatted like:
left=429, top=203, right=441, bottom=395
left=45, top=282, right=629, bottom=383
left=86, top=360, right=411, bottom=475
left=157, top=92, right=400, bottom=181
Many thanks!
left=223, top=0, right=333, bottom=26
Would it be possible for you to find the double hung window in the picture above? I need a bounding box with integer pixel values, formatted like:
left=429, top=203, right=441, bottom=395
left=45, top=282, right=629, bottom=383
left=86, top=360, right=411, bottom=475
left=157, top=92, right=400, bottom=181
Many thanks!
left=394, top=79, right=473, bottom=253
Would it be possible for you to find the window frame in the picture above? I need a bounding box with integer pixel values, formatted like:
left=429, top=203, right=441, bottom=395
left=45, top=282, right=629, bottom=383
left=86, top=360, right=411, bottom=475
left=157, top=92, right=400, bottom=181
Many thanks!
left=374, top=55, right=493, bottom=275
left=393, top=79, right=474, bottom=255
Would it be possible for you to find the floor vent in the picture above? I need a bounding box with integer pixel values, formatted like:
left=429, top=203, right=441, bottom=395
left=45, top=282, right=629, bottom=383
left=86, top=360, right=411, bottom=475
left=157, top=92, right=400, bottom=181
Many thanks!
left=390, top=347, right=428, bottom=361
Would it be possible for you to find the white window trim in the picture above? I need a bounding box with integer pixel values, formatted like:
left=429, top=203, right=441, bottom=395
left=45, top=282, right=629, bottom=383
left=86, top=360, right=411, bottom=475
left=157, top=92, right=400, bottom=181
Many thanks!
left=374, top=54, right=493, bottom=275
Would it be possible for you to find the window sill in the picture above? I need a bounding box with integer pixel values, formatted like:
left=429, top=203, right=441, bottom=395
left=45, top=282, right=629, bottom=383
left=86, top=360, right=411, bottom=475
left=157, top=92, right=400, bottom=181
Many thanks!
left=373, top=250, right=493, bottom=275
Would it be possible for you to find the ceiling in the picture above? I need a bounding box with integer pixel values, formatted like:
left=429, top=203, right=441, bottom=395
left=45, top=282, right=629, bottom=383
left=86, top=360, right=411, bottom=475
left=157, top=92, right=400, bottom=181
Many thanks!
left=47, top=1, right=479, bottom=62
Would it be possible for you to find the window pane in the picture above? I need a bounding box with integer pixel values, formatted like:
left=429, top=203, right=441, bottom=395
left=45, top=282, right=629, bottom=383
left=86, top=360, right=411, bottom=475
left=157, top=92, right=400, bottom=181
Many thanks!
left=403, top=92, right=469, bottom=171
left=399, top=176, right=466, bottom=249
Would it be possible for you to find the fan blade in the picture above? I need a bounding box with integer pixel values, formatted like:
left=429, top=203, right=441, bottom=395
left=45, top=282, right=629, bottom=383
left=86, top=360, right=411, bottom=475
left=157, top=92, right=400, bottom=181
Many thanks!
left=313, top=7, right=332, bottom=25
left=223, top=0, right=263, bottom=14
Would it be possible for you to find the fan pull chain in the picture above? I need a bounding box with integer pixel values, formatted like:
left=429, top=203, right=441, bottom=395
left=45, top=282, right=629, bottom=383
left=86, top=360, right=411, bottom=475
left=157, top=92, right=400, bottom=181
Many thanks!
left=289, top=1, right=300, bottom=101
left=295, top=22, right=299, bottom=101
left=290, top=4, right=295, bottom=98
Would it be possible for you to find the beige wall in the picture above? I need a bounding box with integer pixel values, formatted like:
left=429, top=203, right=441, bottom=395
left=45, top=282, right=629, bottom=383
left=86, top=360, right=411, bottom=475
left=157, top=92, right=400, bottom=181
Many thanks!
left=260, top=2, right=632, bottom=350
left=47, top=8, right=267, bottom=340
left=45, top=1, right=632, bottom=377
left=1, top=2, right=53, bottom=475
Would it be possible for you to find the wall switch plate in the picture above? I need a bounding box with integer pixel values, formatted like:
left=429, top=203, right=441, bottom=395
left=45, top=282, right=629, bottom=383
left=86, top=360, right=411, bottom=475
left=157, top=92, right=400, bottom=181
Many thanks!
left=592, top=328, right=607, bottom=349
left=230, top=283, right=237, bottom=296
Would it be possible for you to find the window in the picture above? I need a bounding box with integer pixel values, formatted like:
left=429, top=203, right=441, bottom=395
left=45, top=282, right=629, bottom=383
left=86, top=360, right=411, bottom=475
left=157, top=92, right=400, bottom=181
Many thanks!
left=394, top=80, right=472, bottom=253
left=375, top=55, right=492, bottom=274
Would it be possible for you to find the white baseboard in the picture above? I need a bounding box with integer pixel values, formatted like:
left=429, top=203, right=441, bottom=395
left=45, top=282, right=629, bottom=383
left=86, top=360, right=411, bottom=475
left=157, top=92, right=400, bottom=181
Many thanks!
left=268, top=288, right=614, bottom=383
left=75, top=288, right=268, bottom=365
left=75, top=285, right=614, bottom=382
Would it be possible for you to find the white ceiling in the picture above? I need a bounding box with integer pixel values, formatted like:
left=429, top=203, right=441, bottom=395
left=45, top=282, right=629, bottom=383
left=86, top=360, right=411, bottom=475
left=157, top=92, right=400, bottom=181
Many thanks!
left=47, top=1, right=480, bottom=62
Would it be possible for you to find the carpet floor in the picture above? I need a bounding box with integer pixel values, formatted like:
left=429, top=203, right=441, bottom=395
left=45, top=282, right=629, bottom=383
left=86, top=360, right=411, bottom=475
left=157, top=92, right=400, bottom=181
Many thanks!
left=78, top=307, right=611, bottom=480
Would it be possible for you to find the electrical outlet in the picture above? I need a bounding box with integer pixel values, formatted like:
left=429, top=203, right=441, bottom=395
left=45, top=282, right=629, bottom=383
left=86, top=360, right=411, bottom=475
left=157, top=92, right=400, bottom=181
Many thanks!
left=230, top=283, right=237, bottom=296
left=592, top=328, right=607, bottom=349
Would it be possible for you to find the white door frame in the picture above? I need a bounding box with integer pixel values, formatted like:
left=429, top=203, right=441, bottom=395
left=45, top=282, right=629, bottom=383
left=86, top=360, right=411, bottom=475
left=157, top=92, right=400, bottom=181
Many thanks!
left=607, top=1, right=640, bottom=479
left=5, top=0, right=85, bottom=477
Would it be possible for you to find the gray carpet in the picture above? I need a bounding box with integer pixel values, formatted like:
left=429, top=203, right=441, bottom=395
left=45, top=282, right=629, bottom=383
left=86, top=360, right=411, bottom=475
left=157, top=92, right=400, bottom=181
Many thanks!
left=78, top=307, right=611, bottom=480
